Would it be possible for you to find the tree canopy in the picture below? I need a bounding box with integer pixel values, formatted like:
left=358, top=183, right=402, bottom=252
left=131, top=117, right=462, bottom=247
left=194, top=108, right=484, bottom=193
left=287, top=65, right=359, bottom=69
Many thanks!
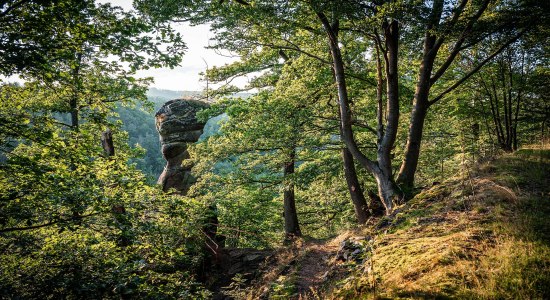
left=0, top=0, right=548, bottom=298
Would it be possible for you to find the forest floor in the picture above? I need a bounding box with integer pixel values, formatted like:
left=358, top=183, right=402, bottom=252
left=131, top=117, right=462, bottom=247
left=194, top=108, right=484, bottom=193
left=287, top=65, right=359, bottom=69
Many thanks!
left=215, top=146, right=550, bottom=299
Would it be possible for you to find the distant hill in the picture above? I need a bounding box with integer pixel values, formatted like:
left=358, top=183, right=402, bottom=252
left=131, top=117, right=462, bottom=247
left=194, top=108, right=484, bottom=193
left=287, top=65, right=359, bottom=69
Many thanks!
left=147, top=88, right=254, bottom=103
left=146, top=88, right=201, bottom=101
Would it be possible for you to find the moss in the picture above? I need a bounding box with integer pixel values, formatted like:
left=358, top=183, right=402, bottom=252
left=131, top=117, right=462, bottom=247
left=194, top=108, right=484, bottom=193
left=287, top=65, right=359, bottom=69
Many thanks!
left=327, top=148, right=550, bottom=299
left=242, top=148, right=550, bottom=299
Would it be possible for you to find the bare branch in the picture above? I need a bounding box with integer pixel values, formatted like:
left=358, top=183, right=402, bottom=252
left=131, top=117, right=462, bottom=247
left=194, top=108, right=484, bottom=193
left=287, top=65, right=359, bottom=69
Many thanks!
left=429, top=29, right=527, bottom=106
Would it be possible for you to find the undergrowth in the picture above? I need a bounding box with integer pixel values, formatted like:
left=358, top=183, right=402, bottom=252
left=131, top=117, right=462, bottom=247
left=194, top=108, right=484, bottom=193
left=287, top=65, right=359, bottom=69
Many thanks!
left=328, top=147, right=550, bottom=299
left=222, top=148, right=549, bottom=299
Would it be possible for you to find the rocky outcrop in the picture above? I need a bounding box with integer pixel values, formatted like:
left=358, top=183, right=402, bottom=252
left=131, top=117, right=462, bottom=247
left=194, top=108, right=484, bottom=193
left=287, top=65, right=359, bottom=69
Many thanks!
left=155, top=99, right=209, bottom=193
left=210, top=248, right=273, bottom=299
left=336, top=236, right=373, bottom=263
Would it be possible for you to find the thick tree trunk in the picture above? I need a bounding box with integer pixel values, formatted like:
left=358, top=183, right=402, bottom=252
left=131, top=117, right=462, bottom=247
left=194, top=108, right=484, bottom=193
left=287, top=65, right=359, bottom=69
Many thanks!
left=341, top=147, right=369, bottom=224
left=396, top=101, right=429, bottom=191
left=283, top=149, right=301, bottom=239
left=373, top=172, right=401, bottom=213
left=376, top=20, right=403, bottom=212
left=396, top=1, right=442, bottom=192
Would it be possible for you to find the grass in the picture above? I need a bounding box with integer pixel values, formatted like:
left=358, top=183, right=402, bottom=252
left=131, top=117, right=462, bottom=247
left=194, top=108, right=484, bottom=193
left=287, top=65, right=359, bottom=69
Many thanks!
left=222, top=147, right=550, bottom=299
left=328, top=147, right=550, bottom=299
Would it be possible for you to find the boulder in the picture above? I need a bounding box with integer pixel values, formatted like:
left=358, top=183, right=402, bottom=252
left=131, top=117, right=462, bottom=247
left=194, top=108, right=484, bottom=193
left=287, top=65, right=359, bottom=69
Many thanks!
left=155, top=99, right=209, bottom=193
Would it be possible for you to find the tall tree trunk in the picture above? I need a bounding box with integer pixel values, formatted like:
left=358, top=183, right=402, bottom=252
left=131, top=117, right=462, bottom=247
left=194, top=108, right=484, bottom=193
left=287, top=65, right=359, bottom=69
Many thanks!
left=375, top=19, right=403, bottom=211
left=341, top=147, right=369, bottom=224
left=317, top=11, right=402, bottom=214
left=396, top=101, right=429, bottom=191
left=396, top=0, right=443, bottom=192
left=334, top=48, right=370, bottom=224
left=283, top=148, right=301, bottom=239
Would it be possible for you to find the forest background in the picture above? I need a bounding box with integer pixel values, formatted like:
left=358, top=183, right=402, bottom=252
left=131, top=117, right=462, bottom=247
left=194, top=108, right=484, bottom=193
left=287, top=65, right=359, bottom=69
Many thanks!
left=0, top=0, right=548, bottom=298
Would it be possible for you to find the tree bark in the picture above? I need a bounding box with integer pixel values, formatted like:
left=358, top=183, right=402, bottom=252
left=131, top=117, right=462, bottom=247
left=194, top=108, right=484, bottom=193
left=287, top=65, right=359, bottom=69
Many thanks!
left=283, top=148, right=301, bottom=239
left=101, top=128, right=115, bottom=157
left=341, top=147, right=369, bottom=224
left=70, top=52, right=82, bottom=132
left=396, top=0, right=443, bottom=191
left=396, top=101, right=429, bottom=192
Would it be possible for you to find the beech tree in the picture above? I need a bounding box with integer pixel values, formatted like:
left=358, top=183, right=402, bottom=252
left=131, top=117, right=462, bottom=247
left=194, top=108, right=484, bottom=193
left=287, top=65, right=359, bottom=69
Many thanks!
left=0, top=1, right=212, bottom=297
left=137, top=0, right=542, bottom=216
left=467, top=40, right=548, bottom=152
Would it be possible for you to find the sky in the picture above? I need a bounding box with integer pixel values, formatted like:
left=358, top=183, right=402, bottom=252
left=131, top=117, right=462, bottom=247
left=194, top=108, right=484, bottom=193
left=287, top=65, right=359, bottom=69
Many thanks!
left=107, top=0, right=242, bottom=91
left=0, top=1, right=244, bottom=92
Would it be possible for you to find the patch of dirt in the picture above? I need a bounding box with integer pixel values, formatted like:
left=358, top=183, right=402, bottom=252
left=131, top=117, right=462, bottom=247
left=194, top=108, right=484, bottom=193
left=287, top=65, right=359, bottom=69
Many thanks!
left=295, top=243, right=339, bottom=299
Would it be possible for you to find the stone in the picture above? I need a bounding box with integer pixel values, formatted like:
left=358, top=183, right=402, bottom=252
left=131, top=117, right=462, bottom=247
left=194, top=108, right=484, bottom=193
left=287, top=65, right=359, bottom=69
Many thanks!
left=336, top=236, right=373, bottom=263
left=155, top=99, right=210, bottom=193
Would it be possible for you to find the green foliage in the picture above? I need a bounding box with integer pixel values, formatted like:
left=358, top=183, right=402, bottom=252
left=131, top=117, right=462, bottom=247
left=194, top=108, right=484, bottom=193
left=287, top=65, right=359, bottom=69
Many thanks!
left=1, top=0, right=547, bottom=297
left=0, top=1, right=210, bottom=298
left=0, top=83, right=211, bottom=297
left=190, top=70, right=363, bottom=244
left=1, top=0, right=184, bottom=76
left=0, top=191, right=210, bottom=299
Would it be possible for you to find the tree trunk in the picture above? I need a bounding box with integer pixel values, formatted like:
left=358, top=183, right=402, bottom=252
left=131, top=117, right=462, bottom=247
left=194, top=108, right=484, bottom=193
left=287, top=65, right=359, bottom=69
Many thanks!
left=283, top=149, right=301, bottom=239
left=373, top=171, right=401, bottom=213
left=101, top=128, right=115, bottom=157
left=396, top=0, right=446, bottom=192
left=341, top=147, right=369, bottom=224
left=317, top=12, right=402, bottom=215
left=396, top=101, right=429, bottom=191
left=70, top=52, right=82, bottom=132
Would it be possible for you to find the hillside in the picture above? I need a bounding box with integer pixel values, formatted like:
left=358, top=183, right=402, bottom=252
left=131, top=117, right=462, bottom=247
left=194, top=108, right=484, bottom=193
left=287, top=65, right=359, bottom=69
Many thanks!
left=146, top=88, right=201, bottom=100
left=215, top=147, right=549, bottom=299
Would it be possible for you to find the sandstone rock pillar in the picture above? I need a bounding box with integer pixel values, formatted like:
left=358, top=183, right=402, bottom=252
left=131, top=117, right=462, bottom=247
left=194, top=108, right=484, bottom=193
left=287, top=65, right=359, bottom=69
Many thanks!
left=155, top=99, right=209, bottom=193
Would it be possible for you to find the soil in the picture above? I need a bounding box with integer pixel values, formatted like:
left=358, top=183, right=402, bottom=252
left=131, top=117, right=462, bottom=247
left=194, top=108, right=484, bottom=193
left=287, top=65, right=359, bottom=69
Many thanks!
left=295, top=242, right=339, bottom=299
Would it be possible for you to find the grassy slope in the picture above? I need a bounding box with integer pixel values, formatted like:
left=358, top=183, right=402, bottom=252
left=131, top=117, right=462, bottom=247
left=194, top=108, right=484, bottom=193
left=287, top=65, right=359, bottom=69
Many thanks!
left=235, top=147, right=549, bottom=299
left=331, top=147, right=549, bottom=299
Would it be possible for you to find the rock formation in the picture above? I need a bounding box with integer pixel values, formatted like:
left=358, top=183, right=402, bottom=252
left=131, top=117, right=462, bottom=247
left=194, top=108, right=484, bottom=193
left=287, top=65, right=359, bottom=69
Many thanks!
left=155, top=98, right=209, bottom=193
left=155, top=98, right=226, bottom=270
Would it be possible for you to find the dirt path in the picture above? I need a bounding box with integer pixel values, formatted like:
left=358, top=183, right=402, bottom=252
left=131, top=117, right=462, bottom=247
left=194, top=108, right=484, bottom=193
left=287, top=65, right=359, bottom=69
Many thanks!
left=295, top=243, right=339, bottom=299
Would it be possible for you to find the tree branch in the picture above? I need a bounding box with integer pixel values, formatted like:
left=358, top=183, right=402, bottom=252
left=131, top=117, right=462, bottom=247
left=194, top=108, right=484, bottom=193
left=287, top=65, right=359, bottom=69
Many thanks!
left=0, top=212, right=101, bottom=233
left=430, top=0, right=490, bottom=84
left=429, top=29, right=527, bottom=106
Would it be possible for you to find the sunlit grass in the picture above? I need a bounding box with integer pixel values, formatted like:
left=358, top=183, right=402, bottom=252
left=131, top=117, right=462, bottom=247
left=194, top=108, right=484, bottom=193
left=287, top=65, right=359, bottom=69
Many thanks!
left=328, top=147, right=550, bottom=299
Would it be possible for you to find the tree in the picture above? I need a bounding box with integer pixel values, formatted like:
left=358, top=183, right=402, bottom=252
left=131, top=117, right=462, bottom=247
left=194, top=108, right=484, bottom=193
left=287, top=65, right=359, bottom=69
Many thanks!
left=137, top=0, right=374, bottom=223
left=191, top=91, right=313, bottom=243
left=0, top=1, right=211, bottom=297
left=469, top=40, right=548, bottom=152
left=1, top=0, right=185, bottom=232
left=137, top=0, right=542, bottom=216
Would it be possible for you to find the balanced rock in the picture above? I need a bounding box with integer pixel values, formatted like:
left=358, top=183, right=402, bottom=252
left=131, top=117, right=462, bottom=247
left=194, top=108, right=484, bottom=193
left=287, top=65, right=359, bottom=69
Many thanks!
left=155, top=99, right=209, bottom=193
